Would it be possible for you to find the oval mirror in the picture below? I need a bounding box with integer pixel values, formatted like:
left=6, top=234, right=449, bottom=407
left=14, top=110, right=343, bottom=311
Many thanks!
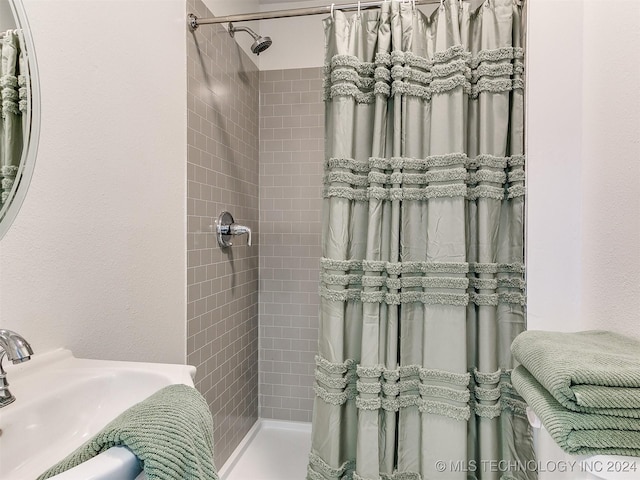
left=0, top=0, right=39, bottom=240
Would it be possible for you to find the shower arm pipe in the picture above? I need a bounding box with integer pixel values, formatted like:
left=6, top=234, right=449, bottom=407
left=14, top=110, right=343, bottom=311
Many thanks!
left=188, top=0, right=441, bottom=28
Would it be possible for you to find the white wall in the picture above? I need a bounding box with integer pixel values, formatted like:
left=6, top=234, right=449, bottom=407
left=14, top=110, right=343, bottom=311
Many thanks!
left=525, top=0, right=585, bottom=332
left=527, top=0, right=640, bottom=337
left=578, top=0, right=640, bottom=335
left=259, top=0, right=326, bottom=71
left=0, top=0, right=187, bottom=363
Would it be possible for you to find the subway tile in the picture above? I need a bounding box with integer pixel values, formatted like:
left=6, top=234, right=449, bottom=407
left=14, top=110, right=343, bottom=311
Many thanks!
left=281, top=396, right=300, bottom=409
left=264, top=115, right=283, bottom=129
left=271, top=408, right=292, bottom=421
left=273, top=80, right=293, bottom=93
left=282, top=92, right=302, bottom=104
left=308, top=78, right=324, bottom=91
left=282, top=69, right=302, bottom=81
left=273, top=104, right=292, bottom=116
left=260, top=82, right=274, bottom=94
left=261, top=104, right=274, bottom=117
left=291, top=103, right=310, bottom=116
left=263, top=70, right=284, bottom=82
left=187, top=0, right=259, bottom=469
left=263, top=92, right=284, bottom=105
left=299, top=68, right=323, bottom=80
left=273, top=128, right=293, bottom=140
left=300, top=115, right=321, bottom=128
left=291, top=410, right=312, bottom=422
left=259, top=68, right=324, bottom=423
left=291, top=79, right=310, bottom=92
left=282, top=116, right=301, bottom=128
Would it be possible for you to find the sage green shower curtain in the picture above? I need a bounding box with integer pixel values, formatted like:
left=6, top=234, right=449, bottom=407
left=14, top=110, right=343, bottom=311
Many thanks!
left=1, top=29, right=28, bottom=208
left=309, top=1, right=533, bottom=479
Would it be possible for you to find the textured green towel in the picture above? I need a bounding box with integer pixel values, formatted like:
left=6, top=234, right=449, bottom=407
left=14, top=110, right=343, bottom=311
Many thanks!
left=37, top=384, right=218, bottom=480
left=511, top=330, right=640, bottom=417
left=512, top=366, right=640, bottom=456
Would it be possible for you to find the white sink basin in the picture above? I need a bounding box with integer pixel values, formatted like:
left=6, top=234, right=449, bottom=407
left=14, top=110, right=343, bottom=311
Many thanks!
left=0, top=349, right=196, bottom=480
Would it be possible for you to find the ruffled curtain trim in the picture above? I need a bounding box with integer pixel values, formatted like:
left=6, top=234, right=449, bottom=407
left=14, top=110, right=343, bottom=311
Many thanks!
left=323, top=45, right=525, bottom=103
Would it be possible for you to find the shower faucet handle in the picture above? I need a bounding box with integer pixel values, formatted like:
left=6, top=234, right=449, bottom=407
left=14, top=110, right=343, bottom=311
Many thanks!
left=229, top=223, right=252, bottom=246
left=215, top=211, right=252, bottom=247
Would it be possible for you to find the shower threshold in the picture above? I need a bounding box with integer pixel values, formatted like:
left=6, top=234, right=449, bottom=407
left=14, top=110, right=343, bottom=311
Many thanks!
left=220, top=419, right=312, bottom=480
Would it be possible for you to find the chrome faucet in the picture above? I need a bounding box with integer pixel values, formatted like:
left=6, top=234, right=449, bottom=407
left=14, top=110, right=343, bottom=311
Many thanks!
left=0, top=329, right=34, bottom=407
left=228, top=223, right=252, bottom=246
left=215, top=211, right=252, bottom=247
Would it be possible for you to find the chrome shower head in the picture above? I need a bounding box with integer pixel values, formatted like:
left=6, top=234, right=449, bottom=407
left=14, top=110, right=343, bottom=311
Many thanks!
left=251, top=36, right=272, bottom=55
left=228, top=22, right=272, bottom=55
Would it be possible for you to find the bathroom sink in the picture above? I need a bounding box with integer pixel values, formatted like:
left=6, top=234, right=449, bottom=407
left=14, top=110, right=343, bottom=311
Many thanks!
left=0, top=349, right=195, bottom=480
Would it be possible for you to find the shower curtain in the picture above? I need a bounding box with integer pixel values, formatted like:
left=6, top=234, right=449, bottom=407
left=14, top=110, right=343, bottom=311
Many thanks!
left=308, top=0, right=533, bottom=479
left=1, top=29, right=28, bottom=208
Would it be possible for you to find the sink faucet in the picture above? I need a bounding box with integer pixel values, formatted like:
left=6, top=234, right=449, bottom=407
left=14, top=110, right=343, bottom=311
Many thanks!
left=0, top=329, right=33, bottom=407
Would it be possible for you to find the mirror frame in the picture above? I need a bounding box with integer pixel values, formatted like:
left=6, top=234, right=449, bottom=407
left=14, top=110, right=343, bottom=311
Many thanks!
left=0, top=0, right=40, bottom=240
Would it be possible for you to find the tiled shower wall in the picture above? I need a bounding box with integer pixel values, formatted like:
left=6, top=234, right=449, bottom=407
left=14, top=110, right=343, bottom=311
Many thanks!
left=259, top=67, right=324, bottom=422
left=187, top=0, right=259, bottom=467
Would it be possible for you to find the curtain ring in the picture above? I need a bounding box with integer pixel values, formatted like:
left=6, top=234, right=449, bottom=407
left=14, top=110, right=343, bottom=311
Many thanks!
left=357, top=1, right=361, bottom=17
left=440, top=0, right=445, bottom=8
left=411, top=0, right=416, bottom=10
left=330, top=3, right=335, bottom=18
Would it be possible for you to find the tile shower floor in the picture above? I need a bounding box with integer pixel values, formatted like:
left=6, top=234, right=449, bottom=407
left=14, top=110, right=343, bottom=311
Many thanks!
left=221, top=420, right=312, bottom=480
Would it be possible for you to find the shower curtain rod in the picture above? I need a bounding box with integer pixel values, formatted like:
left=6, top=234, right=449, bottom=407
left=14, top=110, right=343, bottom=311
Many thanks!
left=188, top=0, right=441, bottom=29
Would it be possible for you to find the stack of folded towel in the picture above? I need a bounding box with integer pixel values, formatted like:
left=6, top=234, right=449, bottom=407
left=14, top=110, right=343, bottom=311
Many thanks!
left=38, top=384, right=218, bottom=480
left=511, top=330, right=640, bottom=456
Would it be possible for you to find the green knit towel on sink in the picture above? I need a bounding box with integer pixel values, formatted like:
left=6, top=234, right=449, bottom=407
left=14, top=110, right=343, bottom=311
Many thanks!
left=511, top=330, right=640, bottom=417
left=512, top=366, right=640, bottom=456
left=37, top=384, right=218, bottom=480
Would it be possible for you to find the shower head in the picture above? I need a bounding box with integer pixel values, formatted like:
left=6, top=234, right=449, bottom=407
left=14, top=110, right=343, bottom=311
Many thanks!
left=228, top=22, right=272, bottom=55
left=250, top=35, right=273, bottom=55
